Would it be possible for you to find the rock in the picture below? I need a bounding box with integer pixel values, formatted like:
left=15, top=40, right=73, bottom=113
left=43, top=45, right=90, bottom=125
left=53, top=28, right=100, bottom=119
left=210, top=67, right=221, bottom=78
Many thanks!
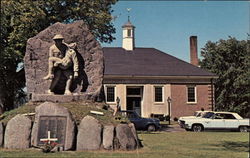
left=103, top=125, right=114, bottom=150
left=128, top=123, right=142, bottom=148
left=31, top=102, right=76, bottom=151
left=4, top=114, right=32, bottom=149
left=77, top=115, right=102, bottom=150
left=115, top=124, right=137, bottom=150
left=24, top=20, right=104, bottom=101
left=0, top=122, right=3, bottom=147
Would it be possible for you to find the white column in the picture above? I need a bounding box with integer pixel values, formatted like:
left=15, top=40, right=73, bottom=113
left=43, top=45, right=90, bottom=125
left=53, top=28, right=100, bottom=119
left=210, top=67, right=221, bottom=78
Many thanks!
left=116, top=84, right=127, bottom=110
left=142, top=84, right=153, bottom=117
left=164, top=84, right=171, bottom=116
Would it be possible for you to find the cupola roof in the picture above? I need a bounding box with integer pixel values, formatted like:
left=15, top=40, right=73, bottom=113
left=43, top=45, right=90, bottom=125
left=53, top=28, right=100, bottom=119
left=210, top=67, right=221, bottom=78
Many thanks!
left=122, top=20, right=135, bottom=28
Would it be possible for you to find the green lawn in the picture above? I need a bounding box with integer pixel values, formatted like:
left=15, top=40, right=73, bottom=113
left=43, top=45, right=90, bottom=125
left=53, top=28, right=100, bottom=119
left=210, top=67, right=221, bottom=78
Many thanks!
left=0, top=132, right=248, bottom=158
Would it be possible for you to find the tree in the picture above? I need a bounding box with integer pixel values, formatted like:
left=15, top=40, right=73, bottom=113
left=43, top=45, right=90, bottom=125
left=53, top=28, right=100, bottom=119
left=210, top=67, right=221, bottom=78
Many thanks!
left=200, top=37, right=250, bottom=117
left=0, top=0, right=117, bottom=112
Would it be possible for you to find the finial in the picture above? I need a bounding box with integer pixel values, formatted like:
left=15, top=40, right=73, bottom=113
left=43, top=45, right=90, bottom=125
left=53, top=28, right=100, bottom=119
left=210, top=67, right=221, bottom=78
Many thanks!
left=127, top=8, right=132, bottom=22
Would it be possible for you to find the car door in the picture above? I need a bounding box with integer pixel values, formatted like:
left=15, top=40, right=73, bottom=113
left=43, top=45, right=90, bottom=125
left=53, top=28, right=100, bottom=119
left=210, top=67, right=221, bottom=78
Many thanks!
left=223, top=114, right=239, bottom=130
left=206, top=113, right=226, bottom=130
left=127, top=112, right=143, bottom=130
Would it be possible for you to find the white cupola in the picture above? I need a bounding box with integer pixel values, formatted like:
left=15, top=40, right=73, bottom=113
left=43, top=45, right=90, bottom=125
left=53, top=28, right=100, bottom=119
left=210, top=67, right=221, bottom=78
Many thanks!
left=122, top=18, right=135, bottom=51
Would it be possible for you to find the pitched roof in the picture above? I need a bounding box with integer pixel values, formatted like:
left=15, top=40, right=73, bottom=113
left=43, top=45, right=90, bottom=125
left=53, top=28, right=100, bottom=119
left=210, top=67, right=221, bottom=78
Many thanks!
left=103, top=47, right=216, bottom=77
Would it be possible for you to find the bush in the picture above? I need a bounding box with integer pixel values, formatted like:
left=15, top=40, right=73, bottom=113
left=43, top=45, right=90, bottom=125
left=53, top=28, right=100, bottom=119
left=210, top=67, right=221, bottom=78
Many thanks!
left=173, top=117, right=178, bottom=121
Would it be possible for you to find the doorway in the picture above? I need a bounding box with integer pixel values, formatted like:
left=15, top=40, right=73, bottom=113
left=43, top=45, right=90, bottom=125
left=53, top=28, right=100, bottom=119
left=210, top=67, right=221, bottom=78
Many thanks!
left=126, top=87, right=143, bottom=116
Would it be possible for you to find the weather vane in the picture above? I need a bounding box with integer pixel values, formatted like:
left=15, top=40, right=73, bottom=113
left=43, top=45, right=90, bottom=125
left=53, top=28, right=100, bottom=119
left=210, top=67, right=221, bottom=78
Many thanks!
left=127, top=8, right=132, bottom=21
left=112, top=13, right=121, bottom=21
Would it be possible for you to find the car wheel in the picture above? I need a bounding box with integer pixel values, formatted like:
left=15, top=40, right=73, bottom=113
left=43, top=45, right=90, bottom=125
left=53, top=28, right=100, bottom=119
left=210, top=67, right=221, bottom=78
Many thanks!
left=239, top=126, right=248, bottom=132
left=147, top=125, right=156, bottom=132
left=192, top=124, right=203, bottom=132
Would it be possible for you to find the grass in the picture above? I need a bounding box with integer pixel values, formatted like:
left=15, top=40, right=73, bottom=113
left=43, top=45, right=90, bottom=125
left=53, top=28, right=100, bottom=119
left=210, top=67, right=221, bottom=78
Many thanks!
left=58, top=101, right=122, bottom=125
left=139, top=132, right=249, bottom=158
left=0, top=132, right=248, bottom=158
left=0, top=102, right=37, bottom=125
left=0, top=103, right=249, bottom=157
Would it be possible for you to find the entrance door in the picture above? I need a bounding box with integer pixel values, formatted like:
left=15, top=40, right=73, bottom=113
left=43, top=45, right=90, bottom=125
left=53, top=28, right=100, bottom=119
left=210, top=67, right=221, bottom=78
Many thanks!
left=127, top=97, right=141, bottom=116
left=126, top=87, right=142, bottom=116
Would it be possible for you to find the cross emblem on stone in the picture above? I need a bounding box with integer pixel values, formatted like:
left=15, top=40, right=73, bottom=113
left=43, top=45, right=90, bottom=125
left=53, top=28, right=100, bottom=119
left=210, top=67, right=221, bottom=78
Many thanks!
left=40, top=131, right=58, bottom=144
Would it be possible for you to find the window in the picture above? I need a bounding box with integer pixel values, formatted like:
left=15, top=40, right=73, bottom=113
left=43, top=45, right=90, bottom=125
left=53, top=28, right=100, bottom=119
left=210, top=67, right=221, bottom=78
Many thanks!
left=127, top=29, right=132, bottom=37
left=214, top=114, right=224, bottom=119
left=121, top=111, right=138, bottom=119
left=187, top=86, right=196, bottom=103
left=155, top=86, right=163, bottom=102
left=223, top=114, right=236, bottom=119
left=106, top=86, right=115, bottom=102
left=127, top=88, right=141, bottom=95
left=203, top=112, right=214, bottom=118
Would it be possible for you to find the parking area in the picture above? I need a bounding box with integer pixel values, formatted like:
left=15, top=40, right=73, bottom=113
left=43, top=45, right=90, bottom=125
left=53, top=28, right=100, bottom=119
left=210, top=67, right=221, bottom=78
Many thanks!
left=160, top=122, right=186, bottom=132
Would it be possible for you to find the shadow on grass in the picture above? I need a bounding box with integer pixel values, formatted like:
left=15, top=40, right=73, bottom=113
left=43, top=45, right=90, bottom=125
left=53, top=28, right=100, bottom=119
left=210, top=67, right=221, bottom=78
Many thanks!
left=205, top=141, right=249, bottom=152
left=159, top=124, right=169, bottom=130
left=221, top=141, right=249, bottom=152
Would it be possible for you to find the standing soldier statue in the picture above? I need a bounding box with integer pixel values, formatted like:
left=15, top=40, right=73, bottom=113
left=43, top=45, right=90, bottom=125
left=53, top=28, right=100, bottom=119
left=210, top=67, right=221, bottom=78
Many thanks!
left=113, top=97, right=121, bottom=116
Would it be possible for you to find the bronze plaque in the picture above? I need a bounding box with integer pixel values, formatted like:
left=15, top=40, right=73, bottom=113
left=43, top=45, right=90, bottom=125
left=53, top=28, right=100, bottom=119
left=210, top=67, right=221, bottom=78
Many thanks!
left=37, top=116, right=67, bottom=145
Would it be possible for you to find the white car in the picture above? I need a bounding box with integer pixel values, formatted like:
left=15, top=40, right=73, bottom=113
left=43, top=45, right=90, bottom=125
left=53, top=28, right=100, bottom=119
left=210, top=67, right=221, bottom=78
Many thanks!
left=178, top=111, right=211, bottom=128
left=183, top=112, right=250, bottom=132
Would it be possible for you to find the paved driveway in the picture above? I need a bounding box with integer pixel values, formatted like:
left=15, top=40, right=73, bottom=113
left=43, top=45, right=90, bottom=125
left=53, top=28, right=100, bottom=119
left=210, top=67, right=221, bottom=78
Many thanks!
left=160, top=123, right=186, bottom=132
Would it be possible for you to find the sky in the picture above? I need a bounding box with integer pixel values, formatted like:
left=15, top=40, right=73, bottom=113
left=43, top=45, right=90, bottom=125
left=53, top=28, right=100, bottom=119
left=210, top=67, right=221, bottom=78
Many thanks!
left=102, top=1, right=249, bottom=63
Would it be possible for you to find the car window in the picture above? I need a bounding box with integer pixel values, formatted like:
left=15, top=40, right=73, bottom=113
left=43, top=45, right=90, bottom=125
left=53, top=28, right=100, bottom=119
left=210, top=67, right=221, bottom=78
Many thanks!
left=214, top=114, right=224, bottom=119
left=200, top=112, right=208, bottom=117
left=121, top=112, right=138, bottom=119
left=223, top=114, right=236, bottom=119
left=203, top=112, right=214, bottom=118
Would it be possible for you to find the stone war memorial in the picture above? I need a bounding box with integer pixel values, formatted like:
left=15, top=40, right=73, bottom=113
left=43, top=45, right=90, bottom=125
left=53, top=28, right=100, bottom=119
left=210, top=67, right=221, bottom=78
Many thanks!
left=0, top=21, right=142, bottom=152
left=24, top=20, right=104, bottom=102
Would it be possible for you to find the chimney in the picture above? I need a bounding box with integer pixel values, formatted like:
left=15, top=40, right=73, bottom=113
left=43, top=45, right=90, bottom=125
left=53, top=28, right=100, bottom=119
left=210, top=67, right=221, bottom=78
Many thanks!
left=190, top=36, right=199, bottom=66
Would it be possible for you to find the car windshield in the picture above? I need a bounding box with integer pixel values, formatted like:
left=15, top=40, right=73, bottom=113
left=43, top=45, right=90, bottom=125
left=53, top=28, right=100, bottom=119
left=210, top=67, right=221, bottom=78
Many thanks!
left=200, top=112, right=209, bottom=117
left=194, top=112, right=200, bottom=117
left=195, top=111, right=207, bottom=117
left=202, top=112, right=214, bottom=118
left=127, top=112, right=138, bottom=118
left=196, top=112, right=203, bottom=117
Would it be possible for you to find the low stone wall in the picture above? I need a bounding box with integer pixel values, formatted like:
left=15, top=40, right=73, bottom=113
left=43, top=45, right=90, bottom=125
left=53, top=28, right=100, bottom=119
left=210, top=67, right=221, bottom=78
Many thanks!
left=4, top=115, right=32, bottom=149
left=31, top=102, right=76, bottom=150
left=76, top=115, right=140, bottom=151
left=0, top=102, right=142, bottom=151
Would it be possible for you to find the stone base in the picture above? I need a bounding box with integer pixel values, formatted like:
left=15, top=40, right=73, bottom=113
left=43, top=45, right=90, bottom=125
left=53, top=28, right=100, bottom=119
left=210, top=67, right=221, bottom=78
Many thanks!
left=31, top=93, right=93, bottom=102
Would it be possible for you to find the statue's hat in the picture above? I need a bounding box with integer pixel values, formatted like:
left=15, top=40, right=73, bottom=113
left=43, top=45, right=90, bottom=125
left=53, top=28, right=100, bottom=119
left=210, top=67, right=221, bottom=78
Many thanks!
left=53, top=34, right=64, bottom=40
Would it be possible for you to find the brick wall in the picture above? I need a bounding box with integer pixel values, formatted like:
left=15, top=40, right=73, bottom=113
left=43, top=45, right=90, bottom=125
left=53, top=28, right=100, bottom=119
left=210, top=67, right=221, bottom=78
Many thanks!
left=171, top=84, right=212, bottom=118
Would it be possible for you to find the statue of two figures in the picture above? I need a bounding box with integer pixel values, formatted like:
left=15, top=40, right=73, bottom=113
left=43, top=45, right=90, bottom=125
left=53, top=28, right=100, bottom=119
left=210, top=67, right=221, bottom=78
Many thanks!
left=43, top=34, right=79, bottom=95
